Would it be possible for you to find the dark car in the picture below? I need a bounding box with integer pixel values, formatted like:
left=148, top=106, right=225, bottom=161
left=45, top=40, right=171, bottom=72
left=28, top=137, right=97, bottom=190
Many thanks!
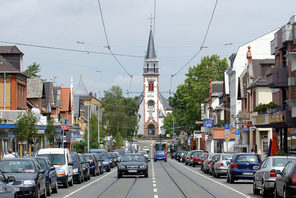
left=226, top=153, right=261, bottom=183
left=34, top=157, right=58, bottom=196
left=70, top=152, right=84, bottom=184
left=274, top=160, right=296, bottom=198
left=181, top=151, right=188, bottom=163
left=117, top=153, right=148, bottom=178
left=0, top=170, right=17, bottom=198
left=83, top=153, right=100, bottom=176
left=109, top=152, right=117, bottom=167
left=92, top=153, right=104, bottom=174
left=175, top=151, right=181, bottom=161
left=78, top=154, right=90, bottom=181
left=98, top=152, right=112, bottom=172
left=0, top=158, right=47, bottom=198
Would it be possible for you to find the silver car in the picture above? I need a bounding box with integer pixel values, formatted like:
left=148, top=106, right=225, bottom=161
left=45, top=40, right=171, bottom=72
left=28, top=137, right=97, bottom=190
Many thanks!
left=253, top=156, right=296, bottom=196
left=212, top=153, right=233, bottom=178
left=203, top=153, right=216, bottom=174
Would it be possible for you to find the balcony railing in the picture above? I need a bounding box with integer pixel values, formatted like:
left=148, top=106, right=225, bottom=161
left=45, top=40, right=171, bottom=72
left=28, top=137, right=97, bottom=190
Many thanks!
left=144, top=68, right=158, bottom=74
left=266, top=67, right=288, bottom=88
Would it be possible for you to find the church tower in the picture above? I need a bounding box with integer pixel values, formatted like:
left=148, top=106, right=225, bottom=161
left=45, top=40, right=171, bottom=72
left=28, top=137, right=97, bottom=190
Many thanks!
left=137, top=27, right=172, bottom=136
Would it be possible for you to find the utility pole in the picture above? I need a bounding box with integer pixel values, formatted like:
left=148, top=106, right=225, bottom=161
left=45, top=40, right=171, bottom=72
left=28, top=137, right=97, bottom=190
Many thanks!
left=87, top=105, right=90, bottom=152
left=98, top=110, right=100, bottom=147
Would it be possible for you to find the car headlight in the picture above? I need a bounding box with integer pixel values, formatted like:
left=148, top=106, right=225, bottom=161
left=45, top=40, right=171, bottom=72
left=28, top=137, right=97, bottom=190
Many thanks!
left=23, top=180, right=35, bottom=185
left=118, top=165, right=126, bottom=170
left=0, top=186, right=5, bottom=192
left=57, top=169, right=66, bottom=175
left=73, top=168, right=78, bottom=173
left=109, top=160, right=112, bottom=163
left=139, top=165, right=147, bottom=169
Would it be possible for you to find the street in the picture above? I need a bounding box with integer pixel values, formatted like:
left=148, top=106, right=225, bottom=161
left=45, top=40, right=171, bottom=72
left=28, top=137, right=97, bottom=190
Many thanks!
left=49, top=153, right=260, bottom=198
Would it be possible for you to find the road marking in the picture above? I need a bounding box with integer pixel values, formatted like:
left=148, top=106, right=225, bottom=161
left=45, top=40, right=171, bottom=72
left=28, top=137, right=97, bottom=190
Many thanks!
left=63, top=169, right=116, bottom=198
left=153, top=180, right=156, bottom=183
left=170, top=160, right=251, bottom=198
left=154, top=195, right=158, bottom=198
left=153, top=184, right=156, bottom=187
left=153, top=188, right=157, bottom=193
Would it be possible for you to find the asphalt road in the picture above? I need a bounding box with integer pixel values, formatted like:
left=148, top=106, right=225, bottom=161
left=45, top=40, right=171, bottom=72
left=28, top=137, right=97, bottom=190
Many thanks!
left=50, top=154, right=262, bottom=198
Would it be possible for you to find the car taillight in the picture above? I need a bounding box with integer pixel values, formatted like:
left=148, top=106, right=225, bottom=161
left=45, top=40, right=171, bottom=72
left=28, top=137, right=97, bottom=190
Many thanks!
left=270, top=169, right=277, bottom=177
left=201, top=160, right=204, bottom=163
left=187, top=157, right=189, bottom=159
left=213, top=162, right=216, bottom=165
left=154, top=155, right=156, bottom=157
left=164, top=155, right=166, bottom=157
left=91, top=160, right=94, bottom=163
left=292, top=174, right=296, bottom=184
left=220, top=163, right=224, bottom=166
left=208, top=162, right=211, bottom=164
left=231, top=163, right=237, bottom=168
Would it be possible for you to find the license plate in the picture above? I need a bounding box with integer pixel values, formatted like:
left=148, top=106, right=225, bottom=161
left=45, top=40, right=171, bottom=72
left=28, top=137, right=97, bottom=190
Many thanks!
left=128, top=170, right=137, bottom=173
left=243, top=172, right=253, bottom=175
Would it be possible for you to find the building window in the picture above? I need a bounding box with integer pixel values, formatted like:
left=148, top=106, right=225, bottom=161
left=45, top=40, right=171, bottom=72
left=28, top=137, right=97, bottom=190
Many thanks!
left=148, top=100, right=155, bottom=110
left=148, top=81, right=154, bottom=92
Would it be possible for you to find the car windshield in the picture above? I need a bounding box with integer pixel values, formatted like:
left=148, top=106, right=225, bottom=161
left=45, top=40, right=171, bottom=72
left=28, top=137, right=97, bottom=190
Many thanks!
left=70, top=153, right=78, bottom=162
left=236, top=155, right=259, bottom=163
left=0, top=160, right=36, bottom=173
left=35, top=158, right=47, bottom=169
left=273, top=158, right=296, bottom=167
left=38, top=154, right=65, bottom=165
left=99, top=152, right=109, bottom=159
left=83, top=155, right=92, bottom=161
left=121, top=155, right=145, bottom=162
left=222, top=154, right=233, bottom=161
left=156, top=151, right=165, bottom=155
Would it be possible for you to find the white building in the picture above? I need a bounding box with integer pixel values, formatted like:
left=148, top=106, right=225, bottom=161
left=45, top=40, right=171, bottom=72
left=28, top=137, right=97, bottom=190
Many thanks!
left=137, top=28, right=172, bottom=136
left=226, top=30, right=277, bottom=125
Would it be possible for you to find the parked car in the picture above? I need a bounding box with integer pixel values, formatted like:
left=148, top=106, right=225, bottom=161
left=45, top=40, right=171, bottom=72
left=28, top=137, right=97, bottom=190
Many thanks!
left=82, top=153, right=100, bottom=176
left=70, top=152, right=84, bottom=184
left=274, top=160, right=296, bottom=198
left=175, top=151, right=182, bottom=161
left=78, top=154, right=91, bottom=181
left=34, top=156, right=58, bottom=196
left=0, top=158, right=47, bottom=198
left=110, top=152, right=119, bottom=166
left=117, top=153, right=148, bottom=178
left=253, top=156, right=296, bottom=196
left=226, top=153, right=261, bottom=183
left=154, top=151, right=167, bottom=162
left=181, top=151, right=188, bottom=163
left=89, top=149, right=111, bottom=172
left=189, top=152, right=203, bottom=167
left=37, top=148, right=74, bottom=188
left=139, top=151, right=149, bottom=162
left=0, top=170, right=17, bottom=198
left=203, top=153, right=216, bottom=174
left=200, top=153, right=209, bottom=171
left=212, top=153, right=233, bottom=178
left=92, top=153, right=104, bottom=174
left=209, top=154, right=221, bottom=176
left=184, top=152, right=192, bottom=165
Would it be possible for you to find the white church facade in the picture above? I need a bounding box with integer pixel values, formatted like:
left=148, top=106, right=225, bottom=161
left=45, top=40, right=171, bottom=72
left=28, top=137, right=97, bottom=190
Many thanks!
left=137, top=28, right=172, bottom=136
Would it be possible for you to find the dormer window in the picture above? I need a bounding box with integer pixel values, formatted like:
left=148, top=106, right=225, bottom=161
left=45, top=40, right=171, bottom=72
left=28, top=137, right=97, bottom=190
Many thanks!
left=148, top=81, right=154, bottom=92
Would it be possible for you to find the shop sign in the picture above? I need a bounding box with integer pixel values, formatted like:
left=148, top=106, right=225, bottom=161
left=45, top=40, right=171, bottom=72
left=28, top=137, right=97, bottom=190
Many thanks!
left=255, top=115, right=266, bottom=124
left=269, top=114, right=284, bottom=123
left=247, top=121, right=252, bottom=127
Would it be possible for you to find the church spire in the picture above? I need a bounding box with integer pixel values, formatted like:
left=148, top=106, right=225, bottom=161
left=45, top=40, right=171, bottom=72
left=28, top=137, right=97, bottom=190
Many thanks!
left=145, top=28, right=157, bottom=59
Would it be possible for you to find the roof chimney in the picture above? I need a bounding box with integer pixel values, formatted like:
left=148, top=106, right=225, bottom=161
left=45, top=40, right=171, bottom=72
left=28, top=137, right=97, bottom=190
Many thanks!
left=247, top=46, right=252, bottom=64
left=247, top=46, right=254, bottom=80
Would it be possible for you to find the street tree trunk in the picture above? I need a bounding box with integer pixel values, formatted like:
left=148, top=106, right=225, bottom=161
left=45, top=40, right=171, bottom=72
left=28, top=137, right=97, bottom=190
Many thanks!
left=20, top=144, right=23, bottom=158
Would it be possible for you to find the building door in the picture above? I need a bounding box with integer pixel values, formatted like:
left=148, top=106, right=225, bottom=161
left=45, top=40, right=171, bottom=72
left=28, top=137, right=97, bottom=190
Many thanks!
left=148, top=124, right=155, bottom=136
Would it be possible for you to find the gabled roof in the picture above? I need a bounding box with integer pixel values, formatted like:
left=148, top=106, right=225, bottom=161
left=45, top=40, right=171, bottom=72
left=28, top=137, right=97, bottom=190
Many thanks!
left=75, top=75, right=88, bottom=96
left=27, top=77, right=44, bottom=98
left=145, top=29, right=157, bottom=59
left=0, top=46, right=23, bottom=55
left=212, top=81, right=224, bottom=97
left=60, top=88, right=70, bottom=112
left=137, top=92, right=143, bottom=105
left=0, top=55, right=18, bottom=72
left=41, top=82, right=54, bottom=107
left=159, top=93, right=172, bottom=110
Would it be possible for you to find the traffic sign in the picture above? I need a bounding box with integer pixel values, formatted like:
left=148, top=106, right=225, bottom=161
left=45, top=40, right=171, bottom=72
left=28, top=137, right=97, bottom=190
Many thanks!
left=225, top=129, right=230, bottom=135
left=224, top=124, right=230, bottom=130
left=173, top=132, right=176, bottom=136
left=235, top=130, right=240, bottom=136
left=225, top=136, right=230, bottom=142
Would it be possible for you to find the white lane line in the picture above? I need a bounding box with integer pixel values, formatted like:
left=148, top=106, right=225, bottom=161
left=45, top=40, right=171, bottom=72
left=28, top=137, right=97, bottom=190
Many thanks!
left=153, top=180, right=156, bottom=183
left=154, top=195, right=158, bottom=198
left=153, top=188, right=158, bottom=193
left=153, top=184, right=157, bottom=187
left=170, top=160, right=251, bottom=198
left=63, top=169, right=116, bottom=198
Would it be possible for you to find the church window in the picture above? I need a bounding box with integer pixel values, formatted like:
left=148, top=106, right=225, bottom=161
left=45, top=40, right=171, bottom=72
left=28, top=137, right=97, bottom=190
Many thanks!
left=148, top=100, right=155, bottom=110
left=148, top=81, right=154, bottom=92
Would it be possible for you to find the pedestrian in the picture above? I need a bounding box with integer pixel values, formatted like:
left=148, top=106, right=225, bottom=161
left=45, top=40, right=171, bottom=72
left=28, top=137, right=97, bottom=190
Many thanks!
left=3, top=149, right=15, bottom=159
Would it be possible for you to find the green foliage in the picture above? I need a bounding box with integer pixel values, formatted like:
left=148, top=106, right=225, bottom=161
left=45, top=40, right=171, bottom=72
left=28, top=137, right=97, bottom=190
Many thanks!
left=83, top=113, right=99, bottom=145
left=73, top=142, right=87, bottom=153
left=254, top=103, right=267, bottom=112
left=216, top=120, right=225, bottom=127
left=163, top=113, right=178, bottom=136
left=101, top=86, right=138, bottom=138
left=137, top=134, right=143, bottom=138
left=266, top=102, right=277, bottom=109
left=115, top=131, right=123, bottom=148
left=168, top=55, right=228, bottom=135
left=45, top=118, right=57, bottom=145
left=273, top=150, right=288, bottom=156
left=24, top=63, right=41, bottom=78
left=14, top=110, right=37, bottom=143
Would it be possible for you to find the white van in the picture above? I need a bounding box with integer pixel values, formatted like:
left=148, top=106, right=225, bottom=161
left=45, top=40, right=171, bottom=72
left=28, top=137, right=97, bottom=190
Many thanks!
left=37, top=148, right=73, bottom=188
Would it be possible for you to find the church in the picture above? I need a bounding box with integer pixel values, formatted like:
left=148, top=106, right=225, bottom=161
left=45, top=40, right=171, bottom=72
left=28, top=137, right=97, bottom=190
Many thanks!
left=137, top=28, right=172, bottom=136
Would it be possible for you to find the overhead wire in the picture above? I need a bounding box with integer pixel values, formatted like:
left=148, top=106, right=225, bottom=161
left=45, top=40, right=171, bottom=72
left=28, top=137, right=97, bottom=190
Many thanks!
left=169, top=0, right=219, bottom=94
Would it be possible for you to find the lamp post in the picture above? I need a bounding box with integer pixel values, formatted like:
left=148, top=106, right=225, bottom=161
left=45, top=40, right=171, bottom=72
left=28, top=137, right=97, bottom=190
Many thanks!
left=87, top=105, right=90, bottom=152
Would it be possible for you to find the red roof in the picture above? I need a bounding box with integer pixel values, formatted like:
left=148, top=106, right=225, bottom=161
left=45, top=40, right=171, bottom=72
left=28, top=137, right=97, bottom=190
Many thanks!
left=60, top=88, right=70, bottom=112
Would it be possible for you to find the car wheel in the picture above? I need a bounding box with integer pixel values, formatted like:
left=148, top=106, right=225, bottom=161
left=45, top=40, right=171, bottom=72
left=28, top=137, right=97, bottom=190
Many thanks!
left=145, top=172, right=148, bottom=178
left=46, top=182, right=52, bottom=196
left=107, top=168, right=111, bottom=172
left=216, top=172, right=220, bottom=178
left=253, top=180, right=260, bottom=195
left=154, top=159, right=157, bottom=162
left=262, top=182, right=269, bottom=197
left=52, top=181, right=58, bottom=194
left=228, top=173, right=234, bottom=184
left=77, top=174, right=82, bottom=184
left=69, top=177, right=73, bottom=186
left=93, top=169, right=97, bottom=176
left=63, top=179, right=69, bottom=188
left=117, top=173, right=122, bottom=178
left=165, top=159, right=167, bottom=162
left=283, top=188, right=287, bottom=198
left=193, top=164, right=195, bottom=167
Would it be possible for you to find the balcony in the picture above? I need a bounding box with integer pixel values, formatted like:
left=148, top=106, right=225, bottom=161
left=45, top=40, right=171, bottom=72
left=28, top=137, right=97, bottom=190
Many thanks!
left=282, top=24, right=293, bottom=43
left=266, top=67, right=288, bottom=88
left=143, top=68, right=159, bottom=74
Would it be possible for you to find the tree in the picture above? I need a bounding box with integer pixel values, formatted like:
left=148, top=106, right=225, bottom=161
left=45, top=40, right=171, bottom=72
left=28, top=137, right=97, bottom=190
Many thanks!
left=14, top=110, right=37, bottom=157
left=45, top=118, right=57, bottom=147
left=115, top=131, right=123, bottom=148
left=168, top=55, right=228, bottom=135
left=162, top=113, right=180, bottom=136
left=101, top=86, right=138, bottom=138
left=24, top=62, right=41, bottom=78
left=83, top=113, right=99, bottom=145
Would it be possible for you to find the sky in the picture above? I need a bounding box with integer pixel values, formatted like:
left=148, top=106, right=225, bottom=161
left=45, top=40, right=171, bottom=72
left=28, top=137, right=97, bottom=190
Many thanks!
left=0, top=0, right=295, bottom=99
